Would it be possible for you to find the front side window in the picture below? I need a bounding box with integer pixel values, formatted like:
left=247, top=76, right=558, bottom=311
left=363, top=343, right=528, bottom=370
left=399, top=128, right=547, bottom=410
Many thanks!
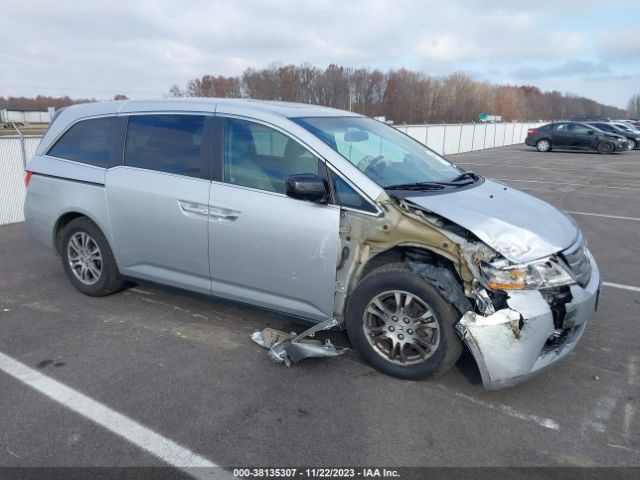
left=224, top=118, right=321, bottom=194
left=48, top=116, right=117, bottom=167
left=571, top=124, right=592, bottom=134
left=124, top=115, right=206, bottom=178
left=292, top=116, right=461, bottom=188
left=329, top=170, right=376, bottom=213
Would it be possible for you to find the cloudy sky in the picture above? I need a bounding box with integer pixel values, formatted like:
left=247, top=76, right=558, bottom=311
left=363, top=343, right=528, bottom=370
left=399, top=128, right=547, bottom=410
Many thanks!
left=2, top=0, right=639, bottom=108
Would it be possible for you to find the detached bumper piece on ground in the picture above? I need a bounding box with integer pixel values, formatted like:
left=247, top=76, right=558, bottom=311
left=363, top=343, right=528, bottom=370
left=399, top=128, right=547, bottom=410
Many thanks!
left=251, top=318, right=348, bottom=366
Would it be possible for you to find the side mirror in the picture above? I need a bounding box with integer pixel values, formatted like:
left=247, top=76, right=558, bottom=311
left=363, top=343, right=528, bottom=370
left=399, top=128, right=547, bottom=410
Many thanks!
left=285, top=174, right=327, bottom=202
left=587, top=130, right=594, bottom=135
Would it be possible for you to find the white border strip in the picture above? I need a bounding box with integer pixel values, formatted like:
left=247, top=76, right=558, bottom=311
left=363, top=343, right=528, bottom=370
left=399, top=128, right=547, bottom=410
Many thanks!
left=603, top=282, right=640, bottom=293
left=493, top=178, right=640, bottom=191
left=0, top=351, right=225, bottom=478
left=565, top=211, right=640, bottom=222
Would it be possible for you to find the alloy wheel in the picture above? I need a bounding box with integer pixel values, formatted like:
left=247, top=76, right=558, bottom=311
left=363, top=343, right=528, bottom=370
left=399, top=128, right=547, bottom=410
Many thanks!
left=362, top=290, right=440, bottom=366
left=67, top=232, right=103, bottom=285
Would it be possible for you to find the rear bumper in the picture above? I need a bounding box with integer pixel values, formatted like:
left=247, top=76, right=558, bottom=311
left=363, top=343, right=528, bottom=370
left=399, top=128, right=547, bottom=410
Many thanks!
left=456, top=259, right=601, bottom=390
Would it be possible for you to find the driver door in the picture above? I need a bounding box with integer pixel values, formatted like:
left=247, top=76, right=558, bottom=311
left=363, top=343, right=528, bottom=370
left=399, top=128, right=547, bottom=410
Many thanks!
left=208, top=116, right=341, bottom=321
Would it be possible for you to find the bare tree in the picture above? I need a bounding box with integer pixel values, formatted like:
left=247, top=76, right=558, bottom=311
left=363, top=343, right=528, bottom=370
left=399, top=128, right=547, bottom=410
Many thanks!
left=166, top=63, right=627, bottom=123
left=628, top=93, right=640, bottom=118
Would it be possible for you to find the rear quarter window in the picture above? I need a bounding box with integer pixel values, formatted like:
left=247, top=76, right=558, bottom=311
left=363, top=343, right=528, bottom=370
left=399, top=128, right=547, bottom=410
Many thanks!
left=47, top=116, right=118, bottom=167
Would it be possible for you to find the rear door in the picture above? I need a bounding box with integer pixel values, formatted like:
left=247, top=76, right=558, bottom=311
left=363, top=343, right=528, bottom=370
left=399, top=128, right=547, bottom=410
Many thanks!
left=106, top=113, right=213, bottom=294
left=208, top=116, right=340, bottom=321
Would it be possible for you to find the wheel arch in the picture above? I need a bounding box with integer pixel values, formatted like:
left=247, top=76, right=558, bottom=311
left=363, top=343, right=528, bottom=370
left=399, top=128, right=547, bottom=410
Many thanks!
left=355, top=245, right=471, bottom=315
left=53, top=210, right=108, bottom=256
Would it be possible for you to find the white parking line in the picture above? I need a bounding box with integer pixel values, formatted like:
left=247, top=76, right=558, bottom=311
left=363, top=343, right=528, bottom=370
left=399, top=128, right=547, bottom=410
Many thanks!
left=0, top=351, right=227, bottom=479
left=493, top=178, right=640, bottom=191
left=603, top=282, right=640, bottom=293
left=452, top=392, right=560, bottom=431
left=565, top=211, right=640, bottom=222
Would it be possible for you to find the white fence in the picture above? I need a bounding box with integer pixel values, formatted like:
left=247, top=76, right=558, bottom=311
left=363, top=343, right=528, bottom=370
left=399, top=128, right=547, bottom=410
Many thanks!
left=0, top=136, right=40, bottom=225
left=0, top=121, right=544, bottom=226
left=1, top=108, right=53, bottom=124
left=394, top=121, right=544, bottom=155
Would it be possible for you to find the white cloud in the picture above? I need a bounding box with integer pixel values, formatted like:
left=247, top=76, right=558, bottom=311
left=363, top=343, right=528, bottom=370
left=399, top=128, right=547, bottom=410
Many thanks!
left=0, top=0, right=637, bottom=107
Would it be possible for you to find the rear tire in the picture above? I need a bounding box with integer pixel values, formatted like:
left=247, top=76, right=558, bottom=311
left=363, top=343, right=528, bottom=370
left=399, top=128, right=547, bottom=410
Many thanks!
left=60, top=217, right=125, bottom=296
left=345, top=263, right=463, bottom=381
left=536, top=139, right=551, bottom=152
left=597, top=142, right=614, bottom=155
left=627, top=139, right=636, bottom=150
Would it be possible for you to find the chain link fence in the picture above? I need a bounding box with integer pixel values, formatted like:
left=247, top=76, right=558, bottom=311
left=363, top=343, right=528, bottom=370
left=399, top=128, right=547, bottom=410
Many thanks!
left=0, top=121, right=544, bottom=226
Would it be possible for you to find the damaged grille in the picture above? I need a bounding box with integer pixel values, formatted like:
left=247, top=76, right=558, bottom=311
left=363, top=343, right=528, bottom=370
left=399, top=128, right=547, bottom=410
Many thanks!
left=561, top=234, right=591, bottom=287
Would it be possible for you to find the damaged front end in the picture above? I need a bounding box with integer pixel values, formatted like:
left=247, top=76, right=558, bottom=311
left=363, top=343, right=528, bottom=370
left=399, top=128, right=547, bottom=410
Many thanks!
left=457, top=248, right=601, bottom=390
left=249, top=178, right=601, bottom=390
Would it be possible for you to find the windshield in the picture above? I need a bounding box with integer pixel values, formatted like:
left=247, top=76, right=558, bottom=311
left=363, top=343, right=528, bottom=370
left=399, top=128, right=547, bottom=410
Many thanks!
left=293, top=116, right=462, bottom=188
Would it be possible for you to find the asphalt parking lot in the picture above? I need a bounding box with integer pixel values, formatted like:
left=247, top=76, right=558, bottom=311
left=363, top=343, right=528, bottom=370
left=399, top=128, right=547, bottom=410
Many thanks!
left=0, top=144, right=639, bottom=474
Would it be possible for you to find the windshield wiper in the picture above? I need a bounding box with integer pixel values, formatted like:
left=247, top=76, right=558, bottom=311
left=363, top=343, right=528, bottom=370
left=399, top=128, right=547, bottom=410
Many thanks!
left=383, top=182, right=446, bottom=191
left=384, top=172, right=480, bottom=191
left=449, top=171, right=478, bottom=183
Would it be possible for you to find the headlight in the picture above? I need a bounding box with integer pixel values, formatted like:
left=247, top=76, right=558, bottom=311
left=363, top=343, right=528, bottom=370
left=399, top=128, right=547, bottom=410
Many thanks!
left=478, top=257, right=575, bottom=290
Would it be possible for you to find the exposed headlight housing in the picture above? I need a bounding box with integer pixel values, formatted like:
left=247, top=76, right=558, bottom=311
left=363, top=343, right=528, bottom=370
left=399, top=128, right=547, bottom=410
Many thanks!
left=478, top=256, right=576, bottom=290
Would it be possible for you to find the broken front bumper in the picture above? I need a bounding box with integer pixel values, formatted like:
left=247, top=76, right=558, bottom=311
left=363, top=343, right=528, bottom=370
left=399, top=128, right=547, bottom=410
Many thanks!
left=456, top=260, right=601, bottom=390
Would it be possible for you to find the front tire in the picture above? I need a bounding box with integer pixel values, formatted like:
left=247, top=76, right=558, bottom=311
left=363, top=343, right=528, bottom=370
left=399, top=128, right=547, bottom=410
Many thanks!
left=597, top=142, right=614, bottom=155
left=536, top=139, right=551, bottom=152
left=345, top=263, right=463, bottom=380
left=60, top=217, right=125, bottom=296
left=627, top=139, right=636, bottom=150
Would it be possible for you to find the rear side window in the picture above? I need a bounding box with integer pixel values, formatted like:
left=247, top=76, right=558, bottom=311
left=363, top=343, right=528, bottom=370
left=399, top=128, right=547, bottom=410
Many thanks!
left=48, top=117, right=117, bottom=167
left=125, top=115, right=206, bottom=179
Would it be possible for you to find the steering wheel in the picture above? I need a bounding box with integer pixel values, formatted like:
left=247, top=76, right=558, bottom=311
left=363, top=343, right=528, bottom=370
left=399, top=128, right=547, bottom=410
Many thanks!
left=357, top=155, right=386, bottom=174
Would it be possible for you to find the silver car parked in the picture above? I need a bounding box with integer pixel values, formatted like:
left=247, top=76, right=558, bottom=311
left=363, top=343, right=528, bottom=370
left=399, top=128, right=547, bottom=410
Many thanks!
left=24, top=99, right=601, bottom=389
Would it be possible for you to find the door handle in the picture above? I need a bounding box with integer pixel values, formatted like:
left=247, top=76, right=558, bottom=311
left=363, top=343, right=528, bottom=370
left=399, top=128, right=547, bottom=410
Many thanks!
left=209, top=205, right=241, bottom=222
left=178, top=201, right=209, bottom=217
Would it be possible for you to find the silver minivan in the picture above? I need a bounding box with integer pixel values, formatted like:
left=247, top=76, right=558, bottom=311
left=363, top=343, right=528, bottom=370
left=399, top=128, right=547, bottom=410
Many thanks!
left=24, top=99, right=601, bottom=389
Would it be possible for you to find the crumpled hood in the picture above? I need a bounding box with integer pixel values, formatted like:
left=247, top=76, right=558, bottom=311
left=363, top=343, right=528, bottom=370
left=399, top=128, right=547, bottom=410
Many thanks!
left=406, top=179, right=578, bottom=263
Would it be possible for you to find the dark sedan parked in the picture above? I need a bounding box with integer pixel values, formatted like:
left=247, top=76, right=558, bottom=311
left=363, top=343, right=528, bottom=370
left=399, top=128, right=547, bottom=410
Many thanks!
left=525, top=121, right=628, bottom=154
left=587, top=122, right=640, bottom=150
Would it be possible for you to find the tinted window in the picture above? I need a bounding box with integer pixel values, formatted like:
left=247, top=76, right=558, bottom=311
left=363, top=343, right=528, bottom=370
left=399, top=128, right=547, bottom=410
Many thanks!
left=329, top=170, right=376, bottom=213
left=593, top=123, right=614, bottom=132
left=48, top=117, right=117, bottom=167
left=554, top=123, right=571, bottom=132
left=125, top=115, right=206, bottom=178
left=571, top=124, right=592, bottom=134
left=224, top=118, right=321, bottom=194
